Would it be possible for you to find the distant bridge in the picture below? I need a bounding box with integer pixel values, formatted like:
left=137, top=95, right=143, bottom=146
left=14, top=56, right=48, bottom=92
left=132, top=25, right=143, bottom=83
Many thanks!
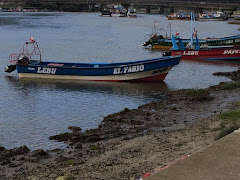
left=2, top=0, right=240, bottom=13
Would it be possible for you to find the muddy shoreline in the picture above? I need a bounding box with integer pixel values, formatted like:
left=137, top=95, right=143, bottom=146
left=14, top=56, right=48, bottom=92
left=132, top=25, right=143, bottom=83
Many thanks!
left=0, top=70, right=239, bottom=180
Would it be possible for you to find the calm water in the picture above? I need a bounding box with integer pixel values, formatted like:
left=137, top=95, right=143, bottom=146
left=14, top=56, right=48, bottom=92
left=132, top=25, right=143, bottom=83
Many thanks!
left=0, top=12, right=239, bottom=150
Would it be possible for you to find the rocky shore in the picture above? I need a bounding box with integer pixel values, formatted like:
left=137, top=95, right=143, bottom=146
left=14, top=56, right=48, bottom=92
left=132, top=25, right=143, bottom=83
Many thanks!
left=0, top=70, right=239, bottom=180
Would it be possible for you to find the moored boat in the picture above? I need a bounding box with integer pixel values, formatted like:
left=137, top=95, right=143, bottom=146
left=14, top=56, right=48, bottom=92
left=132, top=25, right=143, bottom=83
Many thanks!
left=167, top=33, right=240, bottom=61
left=198, top=12, right=227, bottom=21
left=143, top=23, right=171, bottom=48
left=144, top=16, right=240, bottom=50
left=110, top=5, right=127, bottom=17
left=127, top=7, right=137, bottom=18
left=144, top=33, right=240, bottom=50
left=5, top=38, right=181, bottom=82
left=101, top=9, right=112, bottom=17
left=166, top=13, right=191, bottom=21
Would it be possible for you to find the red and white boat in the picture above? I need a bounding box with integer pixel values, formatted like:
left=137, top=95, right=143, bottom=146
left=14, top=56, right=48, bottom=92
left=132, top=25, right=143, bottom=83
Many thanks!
left=171, top=45, right=240, bottom=61
left=165, top=12, right=240, bottom=61
left=110, top=5, right=127, bottom=17
left=168, top=33, right=240, bottom=61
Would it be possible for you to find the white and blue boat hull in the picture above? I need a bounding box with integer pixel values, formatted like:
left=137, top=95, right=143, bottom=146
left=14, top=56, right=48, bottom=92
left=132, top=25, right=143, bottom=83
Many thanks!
left=16, top=56, right=180, bottom=82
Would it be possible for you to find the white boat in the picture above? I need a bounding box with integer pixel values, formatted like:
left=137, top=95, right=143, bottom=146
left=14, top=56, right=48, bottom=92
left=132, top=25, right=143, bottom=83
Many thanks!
left=127, top=7, right=137, bottom=18
left=111, top=5, right=127, bottom=17
left=198, top=12, right=227, bottom=21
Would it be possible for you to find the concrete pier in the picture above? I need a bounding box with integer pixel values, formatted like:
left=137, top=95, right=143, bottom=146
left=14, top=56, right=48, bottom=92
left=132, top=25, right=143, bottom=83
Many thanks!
left=147, top=129, right=240, bottom=180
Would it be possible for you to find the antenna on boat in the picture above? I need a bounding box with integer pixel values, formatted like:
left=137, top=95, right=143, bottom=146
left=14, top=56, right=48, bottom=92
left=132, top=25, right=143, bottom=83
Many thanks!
left=169, top=24, right=171, bottom=37
left=152, top=21, right=157, bottom=35
left=189, top=12, right=198, bottom=49
left=189, top=13, right=200, bottom=50
left=193, top=13, right=196, bottom=31
left=166, top=23, right=171, bottom=38
left=190, top=12, right=193, bottom=47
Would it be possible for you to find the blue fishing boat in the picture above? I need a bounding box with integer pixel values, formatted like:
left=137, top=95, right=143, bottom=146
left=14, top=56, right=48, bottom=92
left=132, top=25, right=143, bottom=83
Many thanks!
left=5, top=38, right=180, bottom=82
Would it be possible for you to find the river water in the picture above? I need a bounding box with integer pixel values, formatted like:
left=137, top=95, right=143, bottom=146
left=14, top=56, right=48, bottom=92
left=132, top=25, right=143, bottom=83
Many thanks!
left=0, top=12, right=239, bottom=150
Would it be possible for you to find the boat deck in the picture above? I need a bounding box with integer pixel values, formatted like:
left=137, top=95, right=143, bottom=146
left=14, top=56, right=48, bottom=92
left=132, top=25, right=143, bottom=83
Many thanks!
left=32, top=56, right=177, bottom=69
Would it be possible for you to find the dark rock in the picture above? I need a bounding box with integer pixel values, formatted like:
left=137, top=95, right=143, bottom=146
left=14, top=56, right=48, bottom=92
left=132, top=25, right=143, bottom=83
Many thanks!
left=13, top=145, right=30, bottom=155
left=123, top=136, right=130, bottom=140
left=49, top=132, right=79, bottom=142
left=0, top=146, right=5, bottom=153
left=1, top=158, right=11, bottom=165
left=71, top=142, right=83, bottom=149
left=68, top=126, right=82, bottom=132
left=17, top=156, right=25, bottom=161
left=69, top=142, right=74, bottom=146
left=84, top=128, right=99, bottom=134
left=122, top=136, right=131, bottom=141
left=50, top=148, right=61, bottom=152
left=84, top=135, right=102, bottom=143
left=1, top=149, right=15, bottom=157
left=0, top=155, right=9, bottom=162
left=9, top=163, right=22, bottom=167
left=27, top=158, right=37, bottom=163
left=31, top=149, right=47, bottom=157
left=76, top=152, right=83, bottom=157
left=71, top=135, right=83, bottom=141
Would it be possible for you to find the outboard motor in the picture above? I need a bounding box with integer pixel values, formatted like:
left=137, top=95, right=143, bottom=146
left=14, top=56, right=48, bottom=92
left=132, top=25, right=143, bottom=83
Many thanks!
left=18, top=56, right=30, bottom=64
left=5, top=56, right=29, bottom=73
left=158, top=35, right=164, bottom=39
left=163, top=51, right=172, bottom=57
left=143, top=40, right=151, bottom=46
left=4, top=64, right=16, bottom=73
